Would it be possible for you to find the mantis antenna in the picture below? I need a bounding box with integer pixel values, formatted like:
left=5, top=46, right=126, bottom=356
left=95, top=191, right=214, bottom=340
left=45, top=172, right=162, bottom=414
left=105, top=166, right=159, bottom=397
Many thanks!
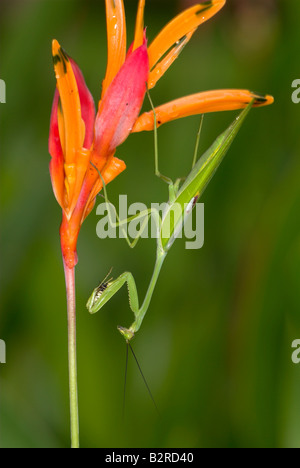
left=122, top=341, right=159, bottom=420
left=192, top=114, right=204, bottom=169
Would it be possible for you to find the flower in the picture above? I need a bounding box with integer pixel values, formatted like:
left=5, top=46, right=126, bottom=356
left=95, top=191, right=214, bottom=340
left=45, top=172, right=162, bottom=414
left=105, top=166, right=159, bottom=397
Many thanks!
left=49, top=0, right=273, bottom=269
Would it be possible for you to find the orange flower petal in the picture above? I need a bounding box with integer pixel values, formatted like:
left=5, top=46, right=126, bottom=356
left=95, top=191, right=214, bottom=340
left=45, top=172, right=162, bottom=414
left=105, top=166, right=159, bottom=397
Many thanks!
left=51, top=41, right=96, bottom=218
left=102, top=156, right=126, bottom=185
left=133, top=0, right=146, bottom=51
left=83, top=156, right=127, bottom=222
left=148, top=30, right=195, bottom=89
left=52, top=40, right=85, bottom=207
left=101, top=0, right=127, bottom=100
left=147, top=1, right=226, bottom=74
left=52, top=40, right=85, bottom=163
left=132, top=89, right=274, bottom=132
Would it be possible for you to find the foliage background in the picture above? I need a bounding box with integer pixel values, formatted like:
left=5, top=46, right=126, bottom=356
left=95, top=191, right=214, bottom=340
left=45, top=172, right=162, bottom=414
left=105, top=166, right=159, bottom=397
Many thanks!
left=1, top=0, right=300, bottom=448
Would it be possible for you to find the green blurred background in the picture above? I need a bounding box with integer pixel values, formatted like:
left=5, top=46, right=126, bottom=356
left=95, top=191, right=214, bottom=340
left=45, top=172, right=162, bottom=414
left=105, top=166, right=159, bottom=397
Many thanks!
left=1, top=0, right=300, bottom=448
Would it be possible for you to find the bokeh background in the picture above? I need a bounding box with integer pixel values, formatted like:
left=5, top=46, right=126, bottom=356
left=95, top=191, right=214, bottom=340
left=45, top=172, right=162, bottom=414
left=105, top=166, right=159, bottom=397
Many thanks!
left=1, top=0, right=300, bottom=448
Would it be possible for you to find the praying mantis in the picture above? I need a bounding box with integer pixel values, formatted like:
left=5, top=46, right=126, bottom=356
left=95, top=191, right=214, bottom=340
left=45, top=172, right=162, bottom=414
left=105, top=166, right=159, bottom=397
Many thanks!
left=87, top=98, right=254, bottom=342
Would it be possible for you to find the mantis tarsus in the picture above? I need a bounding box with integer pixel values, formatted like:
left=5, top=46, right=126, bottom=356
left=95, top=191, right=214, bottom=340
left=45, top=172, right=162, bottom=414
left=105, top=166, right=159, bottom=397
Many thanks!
left=86, top=97, right=254, bottom=343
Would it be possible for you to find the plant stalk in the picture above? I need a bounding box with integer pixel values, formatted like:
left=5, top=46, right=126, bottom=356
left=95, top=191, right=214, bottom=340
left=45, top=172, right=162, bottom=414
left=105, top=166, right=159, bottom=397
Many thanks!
left=63, top=260, right=79, bottom=448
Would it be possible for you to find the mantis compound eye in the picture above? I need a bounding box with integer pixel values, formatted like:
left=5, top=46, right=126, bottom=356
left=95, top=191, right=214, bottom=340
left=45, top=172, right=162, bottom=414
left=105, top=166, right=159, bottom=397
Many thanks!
left=94, top=280, right=113, bottom=301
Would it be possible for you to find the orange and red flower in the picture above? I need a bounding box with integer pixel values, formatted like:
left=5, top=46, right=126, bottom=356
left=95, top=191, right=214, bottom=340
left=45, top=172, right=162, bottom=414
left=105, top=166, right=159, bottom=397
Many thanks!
left=49, top=0, right=273, bottom=269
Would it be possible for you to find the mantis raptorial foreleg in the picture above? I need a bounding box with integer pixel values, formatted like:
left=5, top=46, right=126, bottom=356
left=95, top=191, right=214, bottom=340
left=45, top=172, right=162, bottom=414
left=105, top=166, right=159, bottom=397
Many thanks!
left=87, top=245, right=166, bottom=341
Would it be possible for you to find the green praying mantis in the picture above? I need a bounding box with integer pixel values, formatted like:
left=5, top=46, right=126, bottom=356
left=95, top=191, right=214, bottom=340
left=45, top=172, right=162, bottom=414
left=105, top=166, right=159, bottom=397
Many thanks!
left=87, top=96, right=254, bottom=342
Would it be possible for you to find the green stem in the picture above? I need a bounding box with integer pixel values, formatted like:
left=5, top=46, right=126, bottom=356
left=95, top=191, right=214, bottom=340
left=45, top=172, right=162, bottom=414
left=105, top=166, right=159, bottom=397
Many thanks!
left=63, top=261, right=79, bottom=448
